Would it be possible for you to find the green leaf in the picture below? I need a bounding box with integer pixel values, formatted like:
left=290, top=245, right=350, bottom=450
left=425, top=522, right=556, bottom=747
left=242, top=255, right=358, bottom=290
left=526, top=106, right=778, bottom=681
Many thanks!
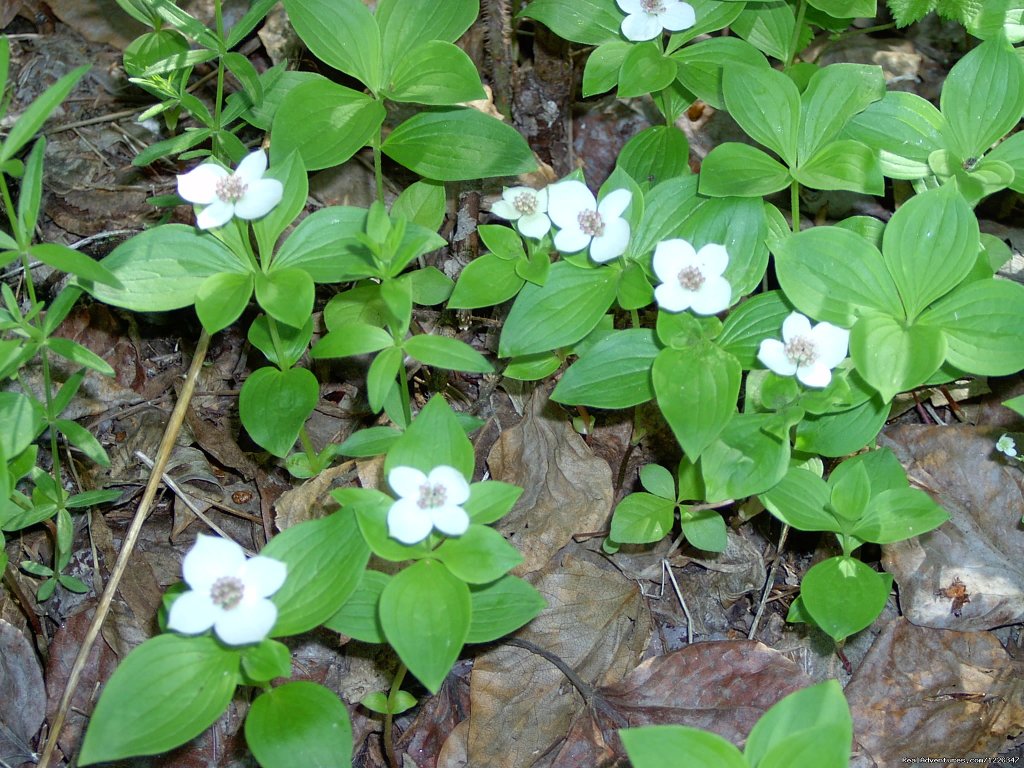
left=653, top=343, right=740, bottom=461
left=640, top=463, right=676, bottom=500
left=800, top=556, right=892, bottom=641
left=680, top=508, right=727, bottom=552
left=239, top=367, right=319, bottom=457
left=274, top=207, right=376, bottom=283
left=941, top=35, right=1024, bottom=158
left=0, top=392, right=45, bottom=457
left=466, top=574, right=546, bottom=643
left=263, top=510, right=370, bottom=636
left=552, top=328, right=657, bottom=408
left=618, top=43, right=677, bottom=98
left=698, top=143, right=792, bottom=197
left=851, top=313, right=946, bottom=401
left=404, top=334, right=493, bottom=373
left=16, top=138, right=44, bottom=241
left=254, top=268, right=314, bottom=329
left=86, top=225, right=246, bottom=311
left=45, top=337, right=114, bottom=377
left=843, top=91, right=945, bottom=180
left=621, top=725, right=747, bottom=768
left=384, top=394, right=475, bottom=478
left=881, top=182, right=979, bottom=321
left=701, top=412, right=791, bottom=502
left=610, top=492, right=675, bottom=544
left=336, top=426, right=402, bottom=458
left=761, top=467, right=837, bottom=532
left=794, top=139, right=883, bottom=195
left=829, top=461, right=871, bottom=521
left=921, top=278, right=1024, bottom=375
left=386, top=41, right=485, bottom=104
left=1, top=65, right=89, bottom=164
left=794, top=395, right=888, bottom=457
left=672, top=37, right=769, bottom=110
left=380, top=560, right=470, bottom=693
left=499, top=261, right=619, bottom=357
left=240, top=639, right=292, bottom=683
left=774, top=227, right=902, bottom=326
left=246, top=682, right=352, bottom=768
left=436, top=525, right=523, bottom=583
left=271, top=78, right=386, bottom=171
left=248, top=315, right=312, bottom=370
left=722, top=64, right=800, bottom=166
left=282, top=0, right=382, bottom=90
left=745, top=680, right=852, bottom=768
left=55, top=419, right=109, bottom=467
left=965, top=0, right=1024, bottom=42
left=449, top=253, right=526, bottom=309
left=194, top=272, right=253, bottom=334
left=383, top=108, right=536, bottom=180
left=583, top=41, right=630, bottom=97
left=852, top=487, right=949, bottom=544
left=392, top=180, right=446, bottom=231
left=377, top=0, right=477, bottom=56
left=732, top=2, right=798, bottom=61
left=311, top=323, right=394, bottom=360
left=799, top=64, right=885, bottom=159
left=718, top=291, right=793, bottom=368
left=808, top=0, right=876, bottom=16
left=367, top=347, right=402, bottom=413
left=462, top=482, right=521, bottom=525
left=668, top=0, right=746, bottom=49
left=518, top=0, right=621, bottom=44
left=78, top=636, right=238, bottom=764
left=617, top=126, right=691, bottom=188
left=253, top=151, right=308, bottom=257
left=323, top=569, right=389, bottom=643
left=31, top=243, right=122, bottom=288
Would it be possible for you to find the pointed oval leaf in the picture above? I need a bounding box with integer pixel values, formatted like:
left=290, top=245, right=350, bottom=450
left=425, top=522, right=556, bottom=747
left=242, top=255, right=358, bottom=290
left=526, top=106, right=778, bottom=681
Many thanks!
left=239, top=366, right=319, bottom=457
left=245, top=682, right=352, bottom=768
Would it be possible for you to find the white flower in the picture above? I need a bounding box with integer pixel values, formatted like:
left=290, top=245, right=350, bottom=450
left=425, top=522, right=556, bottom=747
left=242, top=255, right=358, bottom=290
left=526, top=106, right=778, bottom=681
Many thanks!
left=616, top=0, right=696, bottom=41
left=997, top=434, right=1018, bottom=458
left=176, top=149, right=284, bottom=230
left=757, top=312, right=850, bottom=388
left=387, top=465, right=471, bottom=545
left=652, top=239, right=731, bottom=315
left=492, top=186, right=551, bottom=239
left=167, top=535, right=286, bottom=646
left=547, top=180, right=632, bottom=263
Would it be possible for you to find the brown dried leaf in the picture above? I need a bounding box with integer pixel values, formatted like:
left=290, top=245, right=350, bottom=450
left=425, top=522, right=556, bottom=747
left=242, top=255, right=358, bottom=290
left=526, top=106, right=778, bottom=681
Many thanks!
left=463, top=552, right=649, bottom=768
left=44, top=0, right=146, bottom=49
left=489, top=390, right=614, bottom=574
left=0, top=619, right=45, bottom=765
left=845, top=618, right=1024, bottom=765
left=879, top=425, right=1024, bottom=629
left=273, top=460, right=358, bottom=531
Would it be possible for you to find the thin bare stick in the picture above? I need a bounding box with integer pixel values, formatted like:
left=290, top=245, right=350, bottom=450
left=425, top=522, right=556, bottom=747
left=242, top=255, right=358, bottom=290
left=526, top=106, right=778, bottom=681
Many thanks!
left=663, top=560, right=693, bottom=645
left=748, top=524, right=790, bottom=641
left=133, top=450, right=254, bottom=555
left=38, top=329, right=212, bottom=768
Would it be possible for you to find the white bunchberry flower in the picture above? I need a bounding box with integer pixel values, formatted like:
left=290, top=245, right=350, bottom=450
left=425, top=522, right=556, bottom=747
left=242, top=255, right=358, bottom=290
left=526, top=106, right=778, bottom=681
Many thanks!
left=492, top=186, right=551, bottom=239
left=547, top=180, right=632, bottom=263
left=652, top=239, right=732, bottom=315
left=997, top=434, right=1018, bottom=458
left=616, top=0, right=696, bottom=41
left=176, top=149, right=284, bottom=230
left=167, top=535, right=286, bottom=646
left=387, top=465, right=471, bottom=545
left=757, top=312, right=850, bottom=388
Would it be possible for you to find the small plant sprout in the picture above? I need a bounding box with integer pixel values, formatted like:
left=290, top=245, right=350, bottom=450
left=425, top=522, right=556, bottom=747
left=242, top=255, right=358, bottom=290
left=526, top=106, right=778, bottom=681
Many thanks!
left=615, top=0, right=696, bottom=41
left=492, top=185, right=551, bottom=239
left=652, top=239, right=731, bottom=315
left=176, top=149, right=284, bottom=230
left=758, top=312, right=850, bottom=388
left=997, top=434, right=1018, bottom=459
left=547, top=180, right=632, bottom=263
left=387, top=465, right=471, bottom=545
left=167, top=535, right=287, bottom=646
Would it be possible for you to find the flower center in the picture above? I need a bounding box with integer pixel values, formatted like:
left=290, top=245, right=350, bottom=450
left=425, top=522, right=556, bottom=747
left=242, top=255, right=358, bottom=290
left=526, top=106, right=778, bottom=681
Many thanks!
left=215, top=174, right=247, bottom=204
left=577, top=209, right=605, bottom=237
left=417, top=482, right=447, bottom=510
left=514, top=191, right=537, bottom=215
left=641, top=0, right=666, bottom=12
left=210, top=576, right=245, bottom=611
left=785, top=336, right=818, bottom=366
left=677, top=265, right=705, bottom=292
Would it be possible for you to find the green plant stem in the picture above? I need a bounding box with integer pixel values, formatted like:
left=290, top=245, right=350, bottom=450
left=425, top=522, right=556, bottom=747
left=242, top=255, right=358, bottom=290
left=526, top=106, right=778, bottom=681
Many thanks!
left=213, top=0, right=226, bottom=158
left=791, top=180, right=800, bottom=234
left=383, top=662, right=409, bottom=768
left=788, top=0, right=807, bottom=66
left=630, top=308, right=640, bottom=328
left=265, top=313, right=287, bottom=365
left=298, top=425, right=319, bottom=466
left=396, top=359, right=413, bottom=427
left=372, top=123, right=386, bottom=204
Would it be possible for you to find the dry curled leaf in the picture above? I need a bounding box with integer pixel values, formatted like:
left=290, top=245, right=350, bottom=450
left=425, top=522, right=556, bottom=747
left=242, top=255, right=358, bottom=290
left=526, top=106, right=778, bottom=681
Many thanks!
left=0, top=619, right=46, bottom=766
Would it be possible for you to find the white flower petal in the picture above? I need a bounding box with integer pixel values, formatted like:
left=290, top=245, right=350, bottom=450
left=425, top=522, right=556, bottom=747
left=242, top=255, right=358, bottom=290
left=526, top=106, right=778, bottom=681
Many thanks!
left=234, top=149, right=269, bottom=184
left=590, top=217, right=630, bottom=263
left=547, top=180, right=596, bottom=228
left=653, top=239, right=695, bottom=282
left=177, top=164, right=226, bottom=205
left=690, top=275, right=732, bottom=315
left=797, top=361, right=833, bottom=388
left=810, top=322, right=850, bottom=368
left=238, top=555, right=287, bottom=598
left=616, top=0, right=643, bottom=12
left=233, top=178, right=283, bottom=220
left=518, top=212, right=552, bottom=239
left=182, top=535, right=243, bottom=590
left=598, top=188, right=632, bottom=219
left=213, top=598, right=277, bottom=645
left=387, top=498, right=433, bottom=544
left=534, top=187, right=549, bottom=212
left=622, top=13, right=661, bottom=41
left=196, top=200, right=235, bottom=230
left=389, top=466, right=427, bottom=499
left=167, top=589, right=220, bottom=635
left=554, top=226, right=592, bottom=254
left=758, top=339, right=798, bottom=376
left=655, top=282, right=692, bottom=312
left=428, top=465, right=471, bottom=505
left=659, top=2, right=696, bottom=31
left=697, top=243, right=729, bottom=277
left=781, top=312, right=813, bottom=342
left=431, top=504, right=470, bottom=537
left=491, top=199, right=520, bottom=220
